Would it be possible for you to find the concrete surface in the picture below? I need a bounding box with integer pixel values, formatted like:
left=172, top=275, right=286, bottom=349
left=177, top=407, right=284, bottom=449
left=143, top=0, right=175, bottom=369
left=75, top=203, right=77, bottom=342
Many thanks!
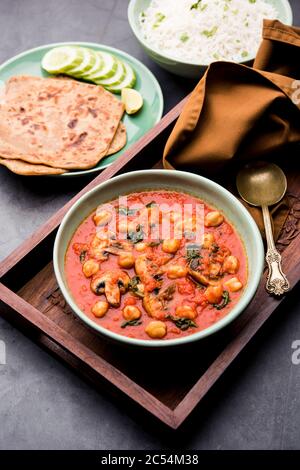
left=0, top=0, right=299, bottom=450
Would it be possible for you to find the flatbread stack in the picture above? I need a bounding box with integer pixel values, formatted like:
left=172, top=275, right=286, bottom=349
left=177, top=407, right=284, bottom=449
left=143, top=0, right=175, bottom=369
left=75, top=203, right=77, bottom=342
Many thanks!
left=0, top=75, right=127, bottom=175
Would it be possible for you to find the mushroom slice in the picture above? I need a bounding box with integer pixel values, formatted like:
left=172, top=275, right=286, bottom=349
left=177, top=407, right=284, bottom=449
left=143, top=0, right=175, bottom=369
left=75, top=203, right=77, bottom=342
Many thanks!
left=143, top=293, right=164, bottom=319
left=188, top=269, right=218, bottom=286
left=104, top=240, right=133, bottom=256
left=90, top=270, right=130, bottom=307
left=143, top=283, right=176, bottom=319
left=135, top=254, right=163, bottom=292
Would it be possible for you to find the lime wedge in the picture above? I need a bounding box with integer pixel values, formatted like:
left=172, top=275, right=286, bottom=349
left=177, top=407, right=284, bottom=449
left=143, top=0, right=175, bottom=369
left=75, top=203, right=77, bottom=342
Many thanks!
left=68, top=48, right=97, bottom=77
left=121, top=88, right=143, bottom=115
left=106, top=62, right=136, bottom=93
left=41, top=46, right=84, bottom=74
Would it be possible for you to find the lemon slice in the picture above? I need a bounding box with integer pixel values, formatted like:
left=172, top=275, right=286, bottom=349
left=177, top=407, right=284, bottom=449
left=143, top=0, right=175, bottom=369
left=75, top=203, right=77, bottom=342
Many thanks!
left=41, top=46, right=84, bottom=74
left=121, top=88, right=143, bottom=115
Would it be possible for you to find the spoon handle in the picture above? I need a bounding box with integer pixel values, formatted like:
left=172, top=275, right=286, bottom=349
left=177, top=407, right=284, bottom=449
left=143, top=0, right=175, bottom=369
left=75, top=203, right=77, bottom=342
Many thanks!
left=262, top=205, right=290, bottom=296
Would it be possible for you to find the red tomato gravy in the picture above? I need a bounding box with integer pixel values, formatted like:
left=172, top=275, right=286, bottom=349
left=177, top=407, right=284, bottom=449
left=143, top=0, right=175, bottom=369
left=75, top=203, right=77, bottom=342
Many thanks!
left=65, top=190, right=247, bottom=341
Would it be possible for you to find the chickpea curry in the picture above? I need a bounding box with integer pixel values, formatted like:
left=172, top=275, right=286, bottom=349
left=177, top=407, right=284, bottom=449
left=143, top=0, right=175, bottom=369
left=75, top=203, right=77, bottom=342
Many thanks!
left=65, top=190, right=247, bottom=341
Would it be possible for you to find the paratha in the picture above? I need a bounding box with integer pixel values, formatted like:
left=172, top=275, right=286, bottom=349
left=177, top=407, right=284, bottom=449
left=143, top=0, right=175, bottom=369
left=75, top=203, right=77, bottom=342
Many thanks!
left=106, top=121, right=127, bottom=156
left=0, top=119, right=126, bottom=176
left=0, top=75, right=124, bottom=169
left=0, top=157, right=66, bottom=175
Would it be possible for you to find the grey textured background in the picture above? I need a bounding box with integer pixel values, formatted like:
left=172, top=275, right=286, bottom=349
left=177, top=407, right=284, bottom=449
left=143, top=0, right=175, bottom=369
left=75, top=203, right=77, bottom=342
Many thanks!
left=0, top=0, right=299, bottom=450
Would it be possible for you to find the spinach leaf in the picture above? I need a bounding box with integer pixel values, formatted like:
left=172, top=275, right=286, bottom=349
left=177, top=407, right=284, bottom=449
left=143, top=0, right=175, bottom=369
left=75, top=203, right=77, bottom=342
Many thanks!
left=121, top=319, right=142, bottom=329
left=166, top=315, right=197, bottom=331
left=213, top=290, right=230, bottom=310
left=79, top=250, right=87, bottom=264
left=117, top=206, right=136, bottom=216
left=186, top=244, right=201, bottom=269
left=148, top=240, right=161, bottom=247
left=127, top=224, right=144, bottom=244
left=128, top=276, right=144, bottom=298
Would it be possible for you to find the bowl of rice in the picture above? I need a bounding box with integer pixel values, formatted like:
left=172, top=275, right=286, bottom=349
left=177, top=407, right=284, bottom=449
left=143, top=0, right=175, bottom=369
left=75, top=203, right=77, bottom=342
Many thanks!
left=128, top=0, right=293, bottom=78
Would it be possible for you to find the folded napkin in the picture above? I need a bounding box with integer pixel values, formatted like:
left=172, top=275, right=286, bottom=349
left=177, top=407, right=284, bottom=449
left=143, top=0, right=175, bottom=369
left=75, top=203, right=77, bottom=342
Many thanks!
left=163, top=20, right=300, bottom=240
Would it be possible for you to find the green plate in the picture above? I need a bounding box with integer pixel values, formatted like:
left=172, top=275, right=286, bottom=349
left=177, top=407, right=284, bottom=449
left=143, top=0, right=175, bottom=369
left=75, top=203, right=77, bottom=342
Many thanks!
left=0, top=42, right=164, bottom=177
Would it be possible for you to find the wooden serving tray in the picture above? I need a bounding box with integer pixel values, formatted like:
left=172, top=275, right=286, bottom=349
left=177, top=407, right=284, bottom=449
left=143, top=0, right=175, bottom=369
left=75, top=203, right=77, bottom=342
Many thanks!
left=0, top=97, right=299, bottom=430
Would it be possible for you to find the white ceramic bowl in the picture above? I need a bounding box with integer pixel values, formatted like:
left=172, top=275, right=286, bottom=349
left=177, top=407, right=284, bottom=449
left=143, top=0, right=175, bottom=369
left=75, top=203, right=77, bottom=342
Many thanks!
left=128, top=0, right=293, bottom=78
left=53, top=170, right=264, bottom=348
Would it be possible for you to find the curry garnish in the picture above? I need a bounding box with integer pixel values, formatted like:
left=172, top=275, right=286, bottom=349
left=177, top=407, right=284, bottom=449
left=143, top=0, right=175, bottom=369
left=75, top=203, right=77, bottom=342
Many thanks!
left=186, top=244, right=201, bottom=269
left=148, top=240, right=161, bottom=247
left=79, top=250, right=87, bottom=264
left=213, top=290, right=230, bottom=310
left=166, top=315, right=198, bottom=331
left=211, top=243, right=220, bottom=253
left=128, top=276, right=144, bottom=298
left=127, top=224, right=144, bottom=244
left=121, top=319, right=143, bottom=328
left=117, top=206, right=137, bottom=216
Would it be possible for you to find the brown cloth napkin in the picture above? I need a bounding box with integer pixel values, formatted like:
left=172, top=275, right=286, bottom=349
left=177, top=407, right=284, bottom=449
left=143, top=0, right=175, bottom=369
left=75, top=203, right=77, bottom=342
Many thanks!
left=163, top=20, right=300, bottom=240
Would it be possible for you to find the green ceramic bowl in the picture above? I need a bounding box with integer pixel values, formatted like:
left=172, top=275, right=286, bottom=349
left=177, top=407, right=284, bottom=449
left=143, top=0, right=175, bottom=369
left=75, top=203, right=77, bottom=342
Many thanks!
left=128, top=0, right=293, bottom=78
left=53, top=170, right=264, bottom=348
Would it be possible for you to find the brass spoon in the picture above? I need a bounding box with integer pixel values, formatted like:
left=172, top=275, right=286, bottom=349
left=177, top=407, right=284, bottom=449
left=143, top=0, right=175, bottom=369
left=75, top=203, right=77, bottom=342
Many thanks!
left=236, top=161, right=290, bottom=296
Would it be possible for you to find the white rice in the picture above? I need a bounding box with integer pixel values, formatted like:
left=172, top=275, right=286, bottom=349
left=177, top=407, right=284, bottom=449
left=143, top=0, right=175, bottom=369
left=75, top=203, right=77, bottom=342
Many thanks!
left=139, top=0, right=279, bottom=64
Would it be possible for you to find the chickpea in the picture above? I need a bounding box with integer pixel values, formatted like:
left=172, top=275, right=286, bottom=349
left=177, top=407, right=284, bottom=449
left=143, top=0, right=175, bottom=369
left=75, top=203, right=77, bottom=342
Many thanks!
left=123, top=305, right=142, bottom=321
left=91, top=234, right=101, bottom=248
left=82, top=259, right=100, bottom=278
left=93, top=210, right=112, bottom=227
left=117, top=220, right=126, bottom=233
left=167, top=265, right=188, bottom=279
left=175, top=217, right=195, bottom=235
left=204, top=284, right=223, bottom=304
left=118, top=252, right=135, bottom=269
left=91, top=300, right=109, bottom=318
left=202, top=233, right=215, bottom=249
left=223, top=255, right=239, bottom=274
left=145, top=321, right=167, bottom=339
left=175, top=305, right=197, bottom=320
left=209, top=262, right=221, bottom=279
left=135, top=242, right=147, bottom=252
left=205, top=211, right=224, bottom=227
left=224, top=277, right=243, bottom=292
left=96, top=229, right=115, bottom=241
left=162, top=239, right=181, bottom=254
left=90, top=233, right=110, bottom=249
